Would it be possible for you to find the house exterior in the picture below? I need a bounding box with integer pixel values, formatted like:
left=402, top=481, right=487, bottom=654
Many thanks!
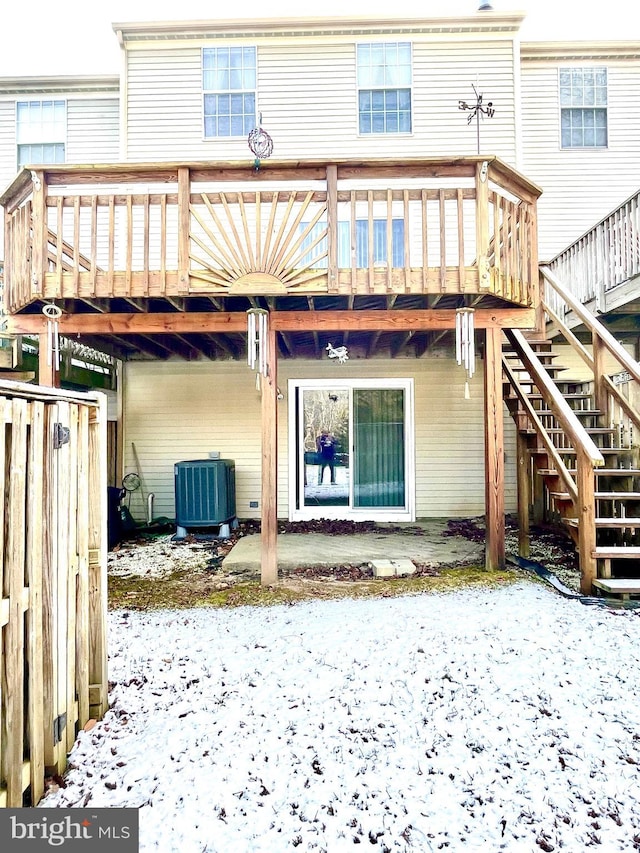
left=2, top=10, right=640, bottom=587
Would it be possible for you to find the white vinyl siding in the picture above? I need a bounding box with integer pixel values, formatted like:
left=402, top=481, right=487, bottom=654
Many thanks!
left=67, top=98, right=119, bottom=163
left=122, top=356, right=517, bottom=523
left=0, top=100, right=16, bottom=191
left=521, top=58, right=640, bottom=259
left=123, top=37, right=517, bottom=162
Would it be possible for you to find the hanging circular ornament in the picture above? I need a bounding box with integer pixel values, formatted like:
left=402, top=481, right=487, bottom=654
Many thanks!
left=248, top=126, right=274, bottom=160
left=248, top=115, right=274, bottom=172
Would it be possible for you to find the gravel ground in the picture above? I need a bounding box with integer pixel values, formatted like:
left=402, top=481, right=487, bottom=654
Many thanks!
left=108, top=516, right=582, bottom=593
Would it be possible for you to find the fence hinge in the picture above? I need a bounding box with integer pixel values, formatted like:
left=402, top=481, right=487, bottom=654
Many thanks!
left=53, top=712, right=67, bottom=744
left=53, top=422, right=71, bottom=449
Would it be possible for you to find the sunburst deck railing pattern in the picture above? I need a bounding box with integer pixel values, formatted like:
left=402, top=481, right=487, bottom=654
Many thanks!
left=1, top=157, right=540, bottom=312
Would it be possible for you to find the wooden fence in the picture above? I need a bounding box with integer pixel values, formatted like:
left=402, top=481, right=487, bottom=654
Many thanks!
left=0, top=379, right=108, bottom=807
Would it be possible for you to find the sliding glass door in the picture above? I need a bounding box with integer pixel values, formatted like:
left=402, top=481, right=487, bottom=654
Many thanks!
left=289, top=379, right=414, bottom=521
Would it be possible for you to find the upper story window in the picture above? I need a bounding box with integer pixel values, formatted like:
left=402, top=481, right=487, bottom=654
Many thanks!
left=357, top=42, right=412, bottom=134
left=203, top=46, right=257, bottom=137
left=559, top=67, right=607, bottom=149
left=16, top=100, right=66, bottom=169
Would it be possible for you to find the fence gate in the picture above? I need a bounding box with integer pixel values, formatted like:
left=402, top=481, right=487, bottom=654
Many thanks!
left=0, top=380, right=108, bottom=807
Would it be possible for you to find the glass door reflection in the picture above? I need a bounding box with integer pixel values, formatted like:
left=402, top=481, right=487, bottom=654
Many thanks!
left=301, top=388, right=350, bottom=508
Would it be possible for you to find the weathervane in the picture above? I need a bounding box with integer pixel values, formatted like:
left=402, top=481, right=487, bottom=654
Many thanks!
left=326, top=342, right=349, bottom=364
left=458, top=84, right=495, bottom=154
left=248, top=113, right=273, bottom=172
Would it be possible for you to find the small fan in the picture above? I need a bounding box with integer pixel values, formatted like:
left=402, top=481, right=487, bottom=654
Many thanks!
left=123, top=472, right=141, bottom=493
left=122, top=472, right=141, bottom=508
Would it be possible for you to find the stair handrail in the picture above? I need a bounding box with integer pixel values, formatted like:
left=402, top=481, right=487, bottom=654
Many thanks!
left=502, top=359, right=579, bottom=502
left=540, top=265, right=640, bottom=384
left=504, top=328, right=606, bottom=469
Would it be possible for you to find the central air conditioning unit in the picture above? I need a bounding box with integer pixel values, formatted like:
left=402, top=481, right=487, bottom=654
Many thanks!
left=174, top=459, right=236, bottom=538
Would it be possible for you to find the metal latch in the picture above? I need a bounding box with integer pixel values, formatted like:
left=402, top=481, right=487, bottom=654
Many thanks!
left=53, top=712, right=67, bottom=744
left=53, top=423, right=70, bottom=449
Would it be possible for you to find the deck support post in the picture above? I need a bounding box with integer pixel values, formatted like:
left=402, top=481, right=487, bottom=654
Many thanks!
left=261, top=320, right=278, bottom=586
left=516, top=431, right=530, bottom=558
left=38, top=332, right=58, bottom=387
left=484, top=327, right=505, bottom=570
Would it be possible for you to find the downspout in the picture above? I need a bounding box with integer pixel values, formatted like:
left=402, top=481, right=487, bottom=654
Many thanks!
left=115, top=28, right=128, bottom=162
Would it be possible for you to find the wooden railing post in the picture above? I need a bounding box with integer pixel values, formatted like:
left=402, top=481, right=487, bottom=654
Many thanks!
left=261, top=318, right=278, bottom=585
left=177, top=166, right=191, bottom=294
left=30, top=169, right=47, bottom=299
left=475, top=160, right=491, bottom=291
left=593, top=336, right=609, bottom=423
left=326, top=165, right=338, bottom=293
left=87, top=397, right=108, bottom=719
left=576, top=447, right=597, bottom=594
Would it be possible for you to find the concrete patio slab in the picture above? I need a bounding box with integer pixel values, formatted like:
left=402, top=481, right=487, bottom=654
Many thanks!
left=221, top=520, right=484, bottom=574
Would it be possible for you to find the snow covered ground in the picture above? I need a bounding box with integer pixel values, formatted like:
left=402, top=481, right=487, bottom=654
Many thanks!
left=41, top=582, right=640, bottom=852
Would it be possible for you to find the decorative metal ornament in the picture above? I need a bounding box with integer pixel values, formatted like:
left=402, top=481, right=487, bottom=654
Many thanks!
left=247, top=308, right=269, bottom=389
left=458, top=83, right=495, bottom=154
left=326, top=342, right=349, bottom=364
left=455, top=307, right=475, bottom=399
left=42, top=303, right=62, bottom=371
left=248, top=113, right=274, bottom=172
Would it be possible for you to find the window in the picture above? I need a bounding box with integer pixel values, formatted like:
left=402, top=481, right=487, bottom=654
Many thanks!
left=300, top=220, right=405, bottom=268
left=16, top=100, right=66, bottom=168
left=357, top=42, right=412, bottom=134
left=559, top=67, right=607, bottom=149
left=203, top=46, right=256, bottom=137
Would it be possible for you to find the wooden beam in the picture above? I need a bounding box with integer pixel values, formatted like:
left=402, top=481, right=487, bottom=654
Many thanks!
left=484, top=327, right=505, bottom=570
left=261, top=321, right=278, bottom=586
left=8, top=307, right=537, bottom=336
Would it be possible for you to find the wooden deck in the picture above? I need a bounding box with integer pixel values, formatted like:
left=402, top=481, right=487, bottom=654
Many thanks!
left=1, top=156, right=541, bottom=316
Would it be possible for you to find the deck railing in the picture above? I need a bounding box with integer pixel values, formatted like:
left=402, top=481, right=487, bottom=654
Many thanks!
left=546, top=188, right=640, bottom=316
left=541, top=266, right=640, bottom=452
left=1, top=157, right=540, bottom=312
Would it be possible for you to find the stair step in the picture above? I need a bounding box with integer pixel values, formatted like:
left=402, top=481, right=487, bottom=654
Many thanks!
left=536, top=409, right=603, bottom=418
left=531, top=447, right=623, bottom=456
left=549, top=491, right=640, bottom=502
left=563, top=517, right=640, bottom=528
left=525, top=427, right=614, bottom=434
left=507, top=393, right=592, bottom=401
left=540, top=469, right=640, bottom=477
left=595, top=492, right=640, bottom=500
left=593, top=547, right=640, bottom=559
left=508, top=365, right=569, bottom=376
left=592, top=579, right=640, bottom=598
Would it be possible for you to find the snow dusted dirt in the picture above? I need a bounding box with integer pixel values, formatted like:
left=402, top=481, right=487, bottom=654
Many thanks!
left=40, top=582, right=640, bottom=852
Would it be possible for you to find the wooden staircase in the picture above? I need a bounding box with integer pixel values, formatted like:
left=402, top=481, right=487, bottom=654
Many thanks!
left=503, top=330, right=640, bottom=596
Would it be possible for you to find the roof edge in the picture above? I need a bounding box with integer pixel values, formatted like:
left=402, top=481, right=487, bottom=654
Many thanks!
left=521, top=41, right=640, bottom=60
left=0, top=74, right=120, bottom=93
left=113, top=12, right=526, bottom=40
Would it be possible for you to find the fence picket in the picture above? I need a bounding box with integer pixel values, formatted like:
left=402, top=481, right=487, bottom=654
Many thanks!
left=0, top=386, right=107, bottom=806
